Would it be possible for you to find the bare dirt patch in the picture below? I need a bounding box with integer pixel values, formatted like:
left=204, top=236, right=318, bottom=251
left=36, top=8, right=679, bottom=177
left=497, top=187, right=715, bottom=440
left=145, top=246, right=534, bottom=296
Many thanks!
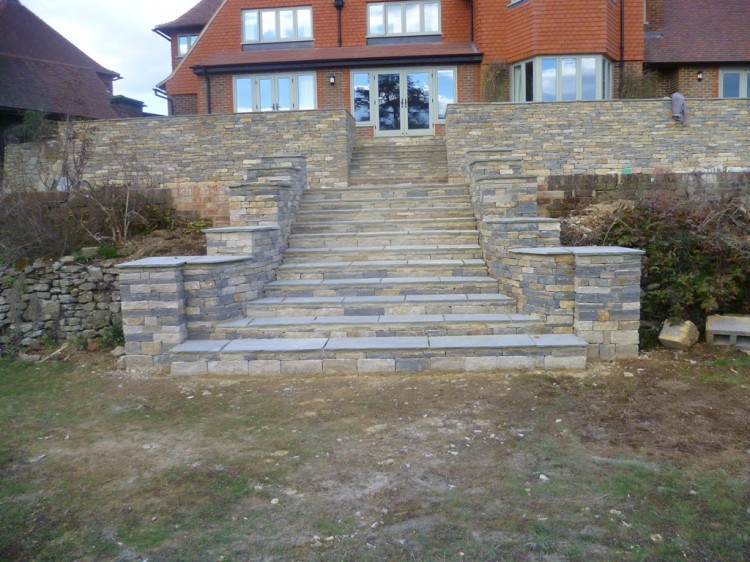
left=2, top=344, right=749, bottom=561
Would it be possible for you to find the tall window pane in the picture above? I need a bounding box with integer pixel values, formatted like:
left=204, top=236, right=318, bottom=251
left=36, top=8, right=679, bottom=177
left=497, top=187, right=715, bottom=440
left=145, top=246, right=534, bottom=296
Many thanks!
left=278, top=10, right=294, bottom=39
left=524, top=61, right=534, bottom=102
left=405, top=4, right=421, bottom=33
left=353, top=72, right=371, bottom=122
left=178, top=36, right=189, bottom=56
left=387, top=4, right=403, bottom=34
left=541, top=58, right=557, bottom=102
left=581, top=57, right=597, bottom=100
left=235, top=78, right=253, bottom=112
left=298, top=74, right=315, bottom=110
left=297, top=7, right=312, bottom=39
left=561, top=58, right=576, bottom=101
left=368, top=4, right=384, bottom=35
left=261, top=11, right=277, bottom=40
left=437, top=69, right=455, bottom=119
left=424, top=2, right=439, bottom=32
left=243, top=11, right=259, bottom=42
left=723, top=73, right=740, bottom=97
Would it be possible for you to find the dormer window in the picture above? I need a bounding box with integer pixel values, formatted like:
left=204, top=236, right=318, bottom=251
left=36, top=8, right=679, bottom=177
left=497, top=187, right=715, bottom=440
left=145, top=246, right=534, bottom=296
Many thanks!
left=367, top=1, right=440, bottom=37
left=242, top=7, right=313, bottom=43
left=177, top=34, right=198, bottom=57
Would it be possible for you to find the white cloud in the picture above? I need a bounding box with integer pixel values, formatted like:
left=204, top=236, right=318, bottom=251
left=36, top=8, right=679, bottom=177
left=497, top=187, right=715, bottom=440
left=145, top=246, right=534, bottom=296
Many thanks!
left=22, top=0, right=198, bottom=115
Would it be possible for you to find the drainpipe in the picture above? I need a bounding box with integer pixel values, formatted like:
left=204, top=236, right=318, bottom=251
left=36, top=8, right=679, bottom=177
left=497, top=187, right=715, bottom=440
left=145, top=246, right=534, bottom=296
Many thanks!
left=469, top=0, right=474, bottom=43
left=619, top=0, right=625, bottom=98
left=333, top=0, right=344, bottom=47
left=205, top=74, right=212, bottom=114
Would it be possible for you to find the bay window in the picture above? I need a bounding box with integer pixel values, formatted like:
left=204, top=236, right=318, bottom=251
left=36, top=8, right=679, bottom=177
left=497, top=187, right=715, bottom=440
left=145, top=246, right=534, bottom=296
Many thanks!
left=512, top=56, right=613, bottom=102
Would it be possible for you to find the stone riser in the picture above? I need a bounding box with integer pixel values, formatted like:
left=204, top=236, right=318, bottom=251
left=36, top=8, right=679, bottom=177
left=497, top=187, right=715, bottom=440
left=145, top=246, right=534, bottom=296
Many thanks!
left=348, top=177, right=449, bottom=186
left=264, top=279, right=500, bottom=298
left=245, top=295, right=515, bottom=317
left=276, top=268, right=487, bottom=280
left=302, top=186, right=468, bottom=200
left=298, top=196, right=469, bottom=211
left=293, top=219, right=477, bottom=234
left=283, top=246, right=483, bottom=262
left=287, top=231, right=480, bottom=248
left=296, top=208, right=474, bottom=220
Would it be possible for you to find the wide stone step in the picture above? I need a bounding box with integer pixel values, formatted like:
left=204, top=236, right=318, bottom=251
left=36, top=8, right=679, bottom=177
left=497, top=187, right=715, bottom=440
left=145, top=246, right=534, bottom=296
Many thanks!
left=293, top=217, right=477, bottom=234
left=298, top=194, right=470, bottom=211
left=263, top=276, right=499, bottom=297
left=283, top=244, right=483, bottom=262
left=348, top=175, right=449, bottom=186
left=211, top=313, right=542, bottom=339
left=295, top=206, right=474, bottom=220
left=169, top=334, right=588, bottom=376
left=303, top=184, right=468, bottom=200
left=275, top=259, right=487, bottom=280
left=287, top=230, right=479, bottom=248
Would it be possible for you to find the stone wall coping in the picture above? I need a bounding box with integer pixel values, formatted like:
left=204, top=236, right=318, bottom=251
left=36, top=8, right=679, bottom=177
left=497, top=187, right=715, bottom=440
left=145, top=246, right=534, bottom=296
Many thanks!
left=227, top=182, right=295, bottom=190
left=473, top=175, right=537, bottom=182
left=116, top=255, right=253, bottom=269
left=509, top=246, right=645, bottom=256
left=203, top=226, right=280, bottom=233
left=485, top=218, right=560, bottom=224
left=466, top=148, right=513, bottom=153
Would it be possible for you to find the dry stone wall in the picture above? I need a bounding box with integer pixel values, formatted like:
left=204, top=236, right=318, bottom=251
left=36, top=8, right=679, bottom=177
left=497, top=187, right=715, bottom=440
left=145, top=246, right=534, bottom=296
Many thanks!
left=0, top=258, right=120, bottom=352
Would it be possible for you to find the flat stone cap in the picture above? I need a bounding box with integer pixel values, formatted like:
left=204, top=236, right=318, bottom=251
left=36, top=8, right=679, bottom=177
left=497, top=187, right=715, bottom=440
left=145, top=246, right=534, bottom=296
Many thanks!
left=116, top=255, right=253, bottom=269
left=509, top=246, right=645, bottom=256
left=203, top=226, right=279, bottom=233
left=485, top=217, right=560, bottom=224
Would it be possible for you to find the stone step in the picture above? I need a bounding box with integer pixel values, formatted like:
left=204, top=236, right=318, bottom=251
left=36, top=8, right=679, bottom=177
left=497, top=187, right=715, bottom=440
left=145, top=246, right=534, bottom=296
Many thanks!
left=275, top=259, right=488, bottom=280
left=169, top=334, right=589, bottom=376
left=210, top=313, right=542, bottom=339
left=302, top=184, right=468, bottom=200
left=245, top=293, right=515, bottom=317
left=295, top=206, right=474, bottom=220
left=287, top=230, right=480, bottom=248
left=283, top=244, right=483, bottom=262
left=298, top=194, right=470, bottom=211
left=293, top=217, right=477, bottom=234
left=263, top=276, right=500, bottom=297
left=348, top=175, right=449, bottom=186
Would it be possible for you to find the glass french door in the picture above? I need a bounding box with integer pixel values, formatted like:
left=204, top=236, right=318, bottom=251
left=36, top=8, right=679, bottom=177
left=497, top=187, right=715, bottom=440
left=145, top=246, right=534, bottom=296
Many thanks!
left=258, top=76, right=292, bottom=111
left=234, top=73, right=316, bottom=113
left=376, top=70, right=432, bottom=136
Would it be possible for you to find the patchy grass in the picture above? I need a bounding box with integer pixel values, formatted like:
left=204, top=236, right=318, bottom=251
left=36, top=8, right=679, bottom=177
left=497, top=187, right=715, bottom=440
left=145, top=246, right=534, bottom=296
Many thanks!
left=1, top=346, right=750, bottom=561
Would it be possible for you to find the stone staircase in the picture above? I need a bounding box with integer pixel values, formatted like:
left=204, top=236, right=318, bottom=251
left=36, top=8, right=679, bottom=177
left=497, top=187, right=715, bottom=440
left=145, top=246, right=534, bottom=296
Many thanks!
left=167, top=140, right=588, bottom=376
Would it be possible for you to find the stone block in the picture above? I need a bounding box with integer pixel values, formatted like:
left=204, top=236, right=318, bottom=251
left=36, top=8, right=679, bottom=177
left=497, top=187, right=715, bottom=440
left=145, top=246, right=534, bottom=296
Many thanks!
left=659, top=320, right=699, bottom=350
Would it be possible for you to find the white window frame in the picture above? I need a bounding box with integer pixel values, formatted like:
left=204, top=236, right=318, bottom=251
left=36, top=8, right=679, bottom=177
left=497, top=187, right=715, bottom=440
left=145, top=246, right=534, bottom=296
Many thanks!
left=350, top=67, right=456, bottom=126
left=242, top=6, right=313, bottom=44
left=511, top=55, right=613, bottom=102
left=367, top=1, right=441, bottom=38
left=177, top=34, right=198, bottom=57
left=719, top=68, right=750, bottom=98
left=233, top=73, right=317, bottom=113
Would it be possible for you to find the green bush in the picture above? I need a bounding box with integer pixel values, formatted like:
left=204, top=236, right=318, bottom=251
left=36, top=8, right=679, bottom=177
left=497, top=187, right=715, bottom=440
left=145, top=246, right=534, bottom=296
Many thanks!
left=561, top=198, right=750, bottom=335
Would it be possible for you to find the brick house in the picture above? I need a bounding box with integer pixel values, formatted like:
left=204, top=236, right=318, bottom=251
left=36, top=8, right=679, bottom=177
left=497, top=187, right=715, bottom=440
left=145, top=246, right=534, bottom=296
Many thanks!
left=153, top=0, right=744, bottom=137
left=0, top=0, right=144, bottom=159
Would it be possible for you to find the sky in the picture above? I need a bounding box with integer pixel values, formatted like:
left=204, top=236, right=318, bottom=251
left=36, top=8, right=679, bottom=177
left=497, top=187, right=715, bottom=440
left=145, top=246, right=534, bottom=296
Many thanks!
left=22, top=0, right=200, bottom=115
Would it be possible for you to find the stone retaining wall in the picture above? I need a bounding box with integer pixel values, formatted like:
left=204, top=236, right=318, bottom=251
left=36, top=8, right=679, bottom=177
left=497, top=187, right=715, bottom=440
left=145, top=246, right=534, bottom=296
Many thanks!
left=0, top=258, right=120, bottom=352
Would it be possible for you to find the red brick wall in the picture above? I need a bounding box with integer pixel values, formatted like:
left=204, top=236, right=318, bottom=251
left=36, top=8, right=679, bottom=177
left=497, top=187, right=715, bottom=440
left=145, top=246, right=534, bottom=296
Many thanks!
left=172, top=94, right=198, bottom=115
left=317, top=68, right=350, bottom=110
left=677, top=66, right=719, bottom=98
left=644, top=0, right=662, bottom=31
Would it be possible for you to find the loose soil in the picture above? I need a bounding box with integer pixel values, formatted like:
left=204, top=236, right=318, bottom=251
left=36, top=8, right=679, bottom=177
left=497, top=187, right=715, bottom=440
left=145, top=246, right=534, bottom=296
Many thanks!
left=1, top=345, right=749, bottom=561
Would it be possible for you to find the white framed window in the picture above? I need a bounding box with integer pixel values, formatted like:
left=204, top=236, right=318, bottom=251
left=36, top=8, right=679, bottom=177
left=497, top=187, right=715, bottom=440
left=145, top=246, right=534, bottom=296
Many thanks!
left=719, top=69, right=750, bottom=98
left=234, top=73, right=317, bottom=112
left=367, top=1, right=440, bottom=37
left=242, top=7, right=313, bottom=43
left=512, top=55, right=613, bottom=102
left=177, top=34, right=198, bottom=57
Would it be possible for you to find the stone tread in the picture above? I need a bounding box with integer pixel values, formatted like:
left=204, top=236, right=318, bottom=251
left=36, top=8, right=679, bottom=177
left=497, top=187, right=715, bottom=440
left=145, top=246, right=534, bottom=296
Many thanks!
left=278, top=259, right=486, bottom=269
left=221, top=313, right=539, bottom=328
left=266, top=276, right=498, bottom=288
left=251, top=294, right=513, bottom=305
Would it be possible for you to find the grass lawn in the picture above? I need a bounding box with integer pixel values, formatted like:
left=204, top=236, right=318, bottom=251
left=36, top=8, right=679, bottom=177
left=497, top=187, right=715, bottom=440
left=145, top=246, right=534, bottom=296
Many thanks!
left=1, top=346, right=749, bottom=561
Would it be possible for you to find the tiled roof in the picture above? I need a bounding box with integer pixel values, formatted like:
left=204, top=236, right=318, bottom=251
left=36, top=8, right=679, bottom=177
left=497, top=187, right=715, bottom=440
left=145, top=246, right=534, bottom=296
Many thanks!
left=645, top=0, right=750, bottom=64
left=193, top=42, right=481, bottom=71
left=154, top=0, right=224, bottom=33
left=0, top=0, right=120, bottom=118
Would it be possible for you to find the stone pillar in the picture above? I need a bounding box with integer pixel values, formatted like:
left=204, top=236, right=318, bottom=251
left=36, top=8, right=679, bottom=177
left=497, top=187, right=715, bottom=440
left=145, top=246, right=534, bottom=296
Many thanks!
left=203, top=226, right=281, bottom=257
left=482, top=218, right=561, bottom=278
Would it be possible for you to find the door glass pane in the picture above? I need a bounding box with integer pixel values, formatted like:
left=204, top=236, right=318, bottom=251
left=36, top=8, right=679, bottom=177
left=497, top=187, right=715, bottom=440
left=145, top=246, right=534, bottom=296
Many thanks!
left=524, top=61, right=534, bottom=102
left=297, top=7, right=312, bottom=39
left=378, top=73, right=401, bottom=131
left=723, top=72, right=740, bottom=97
left=243, top=11, right=259, bottom=42
left=747, top=73, right=750, bottom=97
left=407, top=72, right=430, bottom=130
left=581, top=57, right=597, bottom=100
left=353, top=72, right=371, bottom=122
left=542, top=58, right=557, bottom=101
left=437, top=69, right=455, bottom=119
left=561, top=58, right=576, bottom=101
left=277, top=77, right=291, bottom=110
left=368, top=4, right=384, bottom=35
left=387, top=4, right=403, bottom=34
left=259, top=78, right=273, bottom=111
left=279, top=9, right=294, bottom=39
left=405, top=4, right=421, bottom=33
left=424, top=2, right=439, bottom=32
left=261, top=11, right=277, bottom=40
left=235, top=78, right=253, bottom=112
left=297, top=74, right=315, bottom=110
